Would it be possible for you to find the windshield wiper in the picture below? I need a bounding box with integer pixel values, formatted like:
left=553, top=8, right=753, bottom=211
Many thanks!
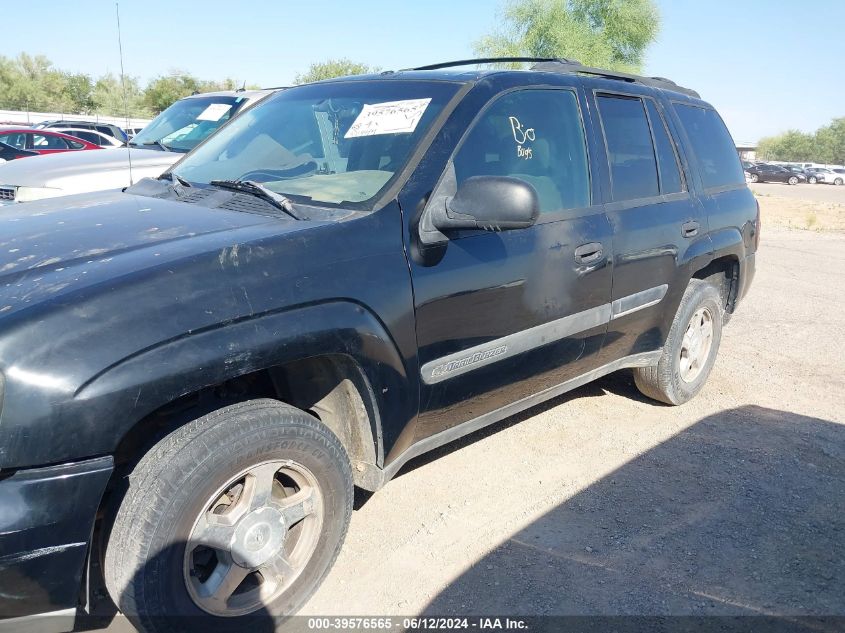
left=131, top=139, right=171, bottom=151
left=159, top=172, right=192, bottom=188
left=210, top=179, right=301, bottom=220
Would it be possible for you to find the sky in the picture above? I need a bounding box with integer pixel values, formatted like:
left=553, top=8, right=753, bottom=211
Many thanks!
left=1, top=0, right=843, bottom=143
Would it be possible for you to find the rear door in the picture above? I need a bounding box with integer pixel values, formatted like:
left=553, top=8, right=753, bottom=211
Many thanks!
left=589, top=90, right=708, bottom=364
left=406, top=86, right=614, bottom=443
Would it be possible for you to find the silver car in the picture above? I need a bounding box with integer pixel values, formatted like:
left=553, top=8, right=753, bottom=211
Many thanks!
left=0, top=89, right=277, bottom=205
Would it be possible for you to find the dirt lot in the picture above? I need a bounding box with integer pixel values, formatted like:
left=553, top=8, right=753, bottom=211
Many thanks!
left=98, top=197, right=845, bottom=630
left=751, top=181, right=845, bottom=231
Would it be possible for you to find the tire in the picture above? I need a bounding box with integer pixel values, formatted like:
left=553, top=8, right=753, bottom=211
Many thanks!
left=103, top=399, right=353, bottom=633
left=788, top=176, right=799, bottom=185
left=809, top=176, right=817, bottom=184
left=835, top=178, right=844, bottom=186
left=633, top=280, right=723, bottom=406
left=749, top=173, right=759, bottom=183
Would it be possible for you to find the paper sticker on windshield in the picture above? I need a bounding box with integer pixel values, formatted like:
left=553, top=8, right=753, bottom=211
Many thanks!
left=344, top=98, right=432, bottom=138
left=196, top=103, right=233, bottom=122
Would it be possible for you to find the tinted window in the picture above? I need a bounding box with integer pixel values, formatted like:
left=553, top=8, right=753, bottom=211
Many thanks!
left=0, top=133, right=26, bottom=150
left=597, top=95, right=659, bottom=201
left=453, top=89, right=590, bottom=213
left=32, top=134, right=69, bottom=149
left=645, top=100, right=684, bottom=194
left=674, top=104, right=744, bottom=189
left=66, top=138, right=85, bottom=149
left=74, top=131, right=103, bottom=145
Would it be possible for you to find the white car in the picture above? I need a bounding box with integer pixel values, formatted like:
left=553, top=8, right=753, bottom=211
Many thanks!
left=53, top=128, right=126, bottom=148
left=809, top=168, right=845, bottom=185
left=0, top=89, right=277, bottom=205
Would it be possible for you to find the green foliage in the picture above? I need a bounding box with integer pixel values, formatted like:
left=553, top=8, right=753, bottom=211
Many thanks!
left=142, top=72, right=241, bottom=113
left=758, top=118, right=845, bottom=164
left=815, top=118, right=845, bottom=165
left=474, top=0, right=660, bottom=72
left=0, top=53, right=246, bottom=118
left=293, top=59, right=377, bottom=85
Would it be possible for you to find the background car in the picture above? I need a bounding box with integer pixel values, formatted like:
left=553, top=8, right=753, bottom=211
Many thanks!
left=804, top=167, right=827, bottom=184
left=34, top=119, right=128, bottom=143
left=746, top=163, right=806, bottom=184
left=126, top=126, right=145, bottom=138
left=52, top=128, right=125, bottom=148
left=0, top=128, right=102, bottom=155
left=807, top=167, right=843, bottom=185
left=0, top=139, right=39, bottom=161
left=829, top=168, right=845, bottom=185
left=0, top=89, right=277, bottom=204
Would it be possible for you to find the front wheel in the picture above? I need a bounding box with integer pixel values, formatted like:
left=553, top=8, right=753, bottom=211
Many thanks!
left=749, top=173, right=759, bottom=183
left=103, top=399, right=353, bottom=633
left=809, top=176, right=818, bottom=184
left=634, top=280, right=724, bottom=405
left=788, top=176, right=799, bottom=185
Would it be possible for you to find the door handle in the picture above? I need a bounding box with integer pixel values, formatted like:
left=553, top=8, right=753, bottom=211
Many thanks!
left=681, top=220, right=700, bottom=238
left=574, top=242, right=603, bottom=264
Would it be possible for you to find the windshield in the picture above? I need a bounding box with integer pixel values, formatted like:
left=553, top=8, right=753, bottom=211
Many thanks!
left=131, top=95, right=245, bottom=153
left=172, top=80, right=460, bottom=209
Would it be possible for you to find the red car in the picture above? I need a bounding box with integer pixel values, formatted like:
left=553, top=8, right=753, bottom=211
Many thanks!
left=0, top=127, right=102, bottom=155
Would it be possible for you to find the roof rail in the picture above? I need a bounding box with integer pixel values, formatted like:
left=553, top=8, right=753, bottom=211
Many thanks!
left=403, top=57, right=700, bottom=99
left=530, top=60, right=700, bottom=98
left=405, top=57, right=581, bottom=71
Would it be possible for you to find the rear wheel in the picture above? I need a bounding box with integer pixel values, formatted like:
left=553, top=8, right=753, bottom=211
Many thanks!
left=104, top=399, right=353, bottom=633
left=634, top=280, right=723, bottom=405
left=835, top=178, right=844, bottom=186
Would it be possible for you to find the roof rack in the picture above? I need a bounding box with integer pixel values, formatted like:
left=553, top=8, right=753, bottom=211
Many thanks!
left=530, top=59, right=700, bottom=98
left=406, top=57, right=580, bottom=71
left=405, top=57, right=700, bottom=99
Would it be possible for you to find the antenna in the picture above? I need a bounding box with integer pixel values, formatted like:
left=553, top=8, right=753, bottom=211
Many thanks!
left=116, top=2, right=134, bottom=184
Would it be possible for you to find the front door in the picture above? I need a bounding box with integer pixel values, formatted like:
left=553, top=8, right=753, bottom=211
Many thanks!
left=406, top=87, right=614, bottom=444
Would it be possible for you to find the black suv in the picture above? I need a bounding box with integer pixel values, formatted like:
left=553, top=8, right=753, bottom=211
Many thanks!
left=0, top=58, right=758, bottom=633
left=34, top=119, right=128, bottom=142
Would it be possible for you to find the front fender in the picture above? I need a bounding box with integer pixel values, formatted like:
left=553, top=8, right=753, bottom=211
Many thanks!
left=2, top=301, right=414, bottom=468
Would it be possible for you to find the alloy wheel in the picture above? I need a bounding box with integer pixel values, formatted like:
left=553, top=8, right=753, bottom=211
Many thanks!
left=183, top=460, right=323, bottom=617
left=679, top=307, right=714, bottom=383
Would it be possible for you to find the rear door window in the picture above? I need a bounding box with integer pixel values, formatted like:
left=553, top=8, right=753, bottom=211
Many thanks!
left=453, top=89, right=590, bottom=213
left=597, top=95, right=659, bottom=201
left=32, top=134, right=69, bottom=149
left=674, top=104, right=745, bottom=189
left=644, top=100, right=684, bottom=194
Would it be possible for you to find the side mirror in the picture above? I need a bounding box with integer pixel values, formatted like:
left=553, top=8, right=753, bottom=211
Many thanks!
left=430, top=175, right=539, bottom=234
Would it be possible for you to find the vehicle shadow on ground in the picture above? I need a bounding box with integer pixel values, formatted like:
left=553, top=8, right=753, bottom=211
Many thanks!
left=421, top=404, right=845, bottom=627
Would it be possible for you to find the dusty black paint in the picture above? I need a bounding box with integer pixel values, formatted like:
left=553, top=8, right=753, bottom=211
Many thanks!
left=0, top=68, right=757, bottom=623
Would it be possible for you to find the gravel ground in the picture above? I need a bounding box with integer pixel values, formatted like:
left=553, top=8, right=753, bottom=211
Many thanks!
left=751, top=183, right=845, bottom=232
left=750, top=181, right=845, bottom=205
left=95, top=223, right=845, bottom=630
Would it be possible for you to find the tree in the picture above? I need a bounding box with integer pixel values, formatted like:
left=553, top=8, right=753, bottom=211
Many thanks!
left=293, top=59, right=377, bottom=85
left=757, top=120, right=845, bottom=164
left=757, top=130, right=816, bottom=162
left=64, top=73, right=96, bottom=113
left=92, top=73, right=150, bottom=118
left=474, top=0, right=660, bottom=72
left=815, top=118, right=845, bottom=165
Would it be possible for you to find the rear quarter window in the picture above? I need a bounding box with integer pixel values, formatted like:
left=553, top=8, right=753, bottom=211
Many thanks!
left=674, top=104, right=745, bottom=189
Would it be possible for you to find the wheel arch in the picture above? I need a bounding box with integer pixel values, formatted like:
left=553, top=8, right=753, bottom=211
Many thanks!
left=78, top=300, right=412, bottom=491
